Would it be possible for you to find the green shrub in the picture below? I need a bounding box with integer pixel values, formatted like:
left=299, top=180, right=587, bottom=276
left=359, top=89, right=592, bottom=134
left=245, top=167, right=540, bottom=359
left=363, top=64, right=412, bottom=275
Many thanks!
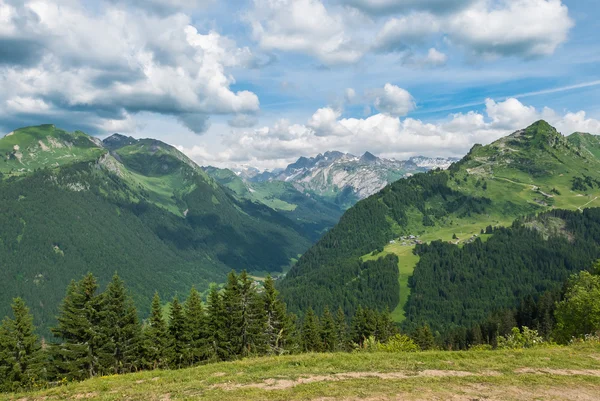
left=497, top=327, right=544, bottom=349
left=377, top=334, right=419, bottom=353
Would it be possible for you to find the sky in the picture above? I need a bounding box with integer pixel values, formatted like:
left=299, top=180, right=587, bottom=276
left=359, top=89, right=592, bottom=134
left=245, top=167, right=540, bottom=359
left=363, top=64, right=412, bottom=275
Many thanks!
left=1, top=0, right=599, bottom=170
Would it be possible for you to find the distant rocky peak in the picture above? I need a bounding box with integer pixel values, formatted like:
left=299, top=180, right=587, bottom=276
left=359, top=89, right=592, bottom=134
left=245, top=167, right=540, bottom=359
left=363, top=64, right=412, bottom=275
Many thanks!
left=360, top=151, right=379, bottom=164
left=102, top=133, right=138, bottom=149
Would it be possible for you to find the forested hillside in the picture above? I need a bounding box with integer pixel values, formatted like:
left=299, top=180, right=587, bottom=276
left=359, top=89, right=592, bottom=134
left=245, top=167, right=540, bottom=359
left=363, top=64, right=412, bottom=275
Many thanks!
left=279, top=121, right=600, bottom=327
left=405, top=208, right=600, bottom=332
left=0, top=126, right=312, bottom=336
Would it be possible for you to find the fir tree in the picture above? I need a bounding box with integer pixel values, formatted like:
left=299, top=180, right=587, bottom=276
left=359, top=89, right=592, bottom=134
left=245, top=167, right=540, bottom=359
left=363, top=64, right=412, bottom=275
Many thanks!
left=262, top=276, right=291, bottom=355
left=0, top=298, right=44, bottom=391
left=184, top=287, right=208, bottom=365
left=334, top=307, right=348, bottom=352
left=320, top=306, right=336, bottom=352
left=413, top=325, right=435, bottom=350
left=206, top=285, right=228, bottom=361
left=239, top=271, right=266, bottom=357
left=98, top=274, right=141, bottom=374
left=222, top=271, right=242, bottom=358
left=51, top=274, right=103, bottom=381
left=301, top=308, right=321, bottom=352
left=142, top=293, right=171, bottom=370
left=168, top=297, right=187, bottom=368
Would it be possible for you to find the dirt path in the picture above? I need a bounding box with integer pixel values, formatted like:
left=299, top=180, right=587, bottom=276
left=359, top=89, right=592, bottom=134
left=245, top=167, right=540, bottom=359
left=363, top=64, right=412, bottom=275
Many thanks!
left=212, top=368, right=600, bottom=391
left=579, top=196, right=599, bottom=211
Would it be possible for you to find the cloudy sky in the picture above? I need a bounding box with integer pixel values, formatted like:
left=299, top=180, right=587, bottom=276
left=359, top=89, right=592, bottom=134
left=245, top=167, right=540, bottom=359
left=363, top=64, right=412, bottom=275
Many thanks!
left=1, top=0, right=599, bottom=170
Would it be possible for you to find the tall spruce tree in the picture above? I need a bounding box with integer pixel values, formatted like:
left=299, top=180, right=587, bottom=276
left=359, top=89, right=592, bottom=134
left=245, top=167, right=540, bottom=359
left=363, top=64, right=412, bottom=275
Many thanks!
left=98, top=274, right=141, bottom=374
left=239, top=271, right=266, bottom=357
left=301, top=308, right=321, bottom=352
left=0, top=298, right=44, bottom=391
left=334, top=307, right=348, bottom=352
left=222, top=272, right=242, bottom=358
left=320, top=306, right=336, bottom=352
left=168, top=297, right=187, bottom=368
left=51, top=274, right=103, bottom=381
left=184, top=287, right=208, bottom=365
left=206, top=285, right=228, bottom=361
left=262, top=276, right=292, bottom=355
left=142, top=293, right=171, bottom=370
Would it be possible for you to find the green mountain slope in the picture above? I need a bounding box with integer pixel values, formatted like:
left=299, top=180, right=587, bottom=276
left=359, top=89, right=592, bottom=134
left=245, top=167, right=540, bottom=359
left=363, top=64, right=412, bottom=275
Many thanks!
left=204, top=166, right=344, bottom=240
left=279, top=121, right=600, bottom=323
left=0, top=125, right=311, bottom=336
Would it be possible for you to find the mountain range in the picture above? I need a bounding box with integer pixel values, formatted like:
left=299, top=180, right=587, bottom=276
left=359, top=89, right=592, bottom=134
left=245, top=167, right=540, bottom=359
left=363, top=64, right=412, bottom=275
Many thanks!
left=0, top=125, right=312, bottom=335
left=232, top=151, right=457, bottom=208
left=279, top=120, right=600, bottom=329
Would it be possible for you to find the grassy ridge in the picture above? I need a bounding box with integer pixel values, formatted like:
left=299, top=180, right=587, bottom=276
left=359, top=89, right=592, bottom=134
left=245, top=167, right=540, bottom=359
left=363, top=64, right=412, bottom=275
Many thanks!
left=4, top=344, right=600, bottom=400
left=281, top=121, right=600, bottom=323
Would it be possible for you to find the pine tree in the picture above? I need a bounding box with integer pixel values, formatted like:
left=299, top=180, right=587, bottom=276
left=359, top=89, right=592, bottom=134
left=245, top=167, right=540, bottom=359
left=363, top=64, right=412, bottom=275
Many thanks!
left=184, top=287, right=208, bottom=365
left=51, top=274, right=103, bottom=381
left=320, top=306, right=336, bottom=352
left=301, top=308, right=321, bottom=352
left=97, top=274, right=141, bottom=375
left=413, top=325, right=435, bottom=350
left=375, top=309, right=396, bottom=342
left=0, top=298, right=44, bottom=391
left=206, top=285, right=228, bottom=361
left=334, top=307, right=348, bottom=352
left=168, top=297, right=187, bottom=368
left=142, top=293, right=171, bottom=370
left=222, top=271, right=242, bottom=358
left=239, top=271, right=266, bottom=357
left=262, top=276, right=291, bottom=355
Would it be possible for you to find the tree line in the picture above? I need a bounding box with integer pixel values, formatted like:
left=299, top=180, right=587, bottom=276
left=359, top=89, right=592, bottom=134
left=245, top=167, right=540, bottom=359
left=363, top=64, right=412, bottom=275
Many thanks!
left=0, top=271, right=395, bottom=393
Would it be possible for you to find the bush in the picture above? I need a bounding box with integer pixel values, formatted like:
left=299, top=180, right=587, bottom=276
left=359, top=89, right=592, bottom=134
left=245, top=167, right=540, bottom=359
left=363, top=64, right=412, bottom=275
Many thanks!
left=497, top=327, right=544, bottom=349
left=377, top=334, right=419, bottom=353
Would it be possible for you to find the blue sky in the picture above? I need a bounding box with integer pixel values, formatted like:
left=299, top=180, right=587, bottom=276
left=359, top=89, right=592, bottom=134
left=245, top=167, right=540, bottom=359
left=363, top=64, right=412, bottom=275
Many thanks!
left=1, top=0, right=599, bottom=169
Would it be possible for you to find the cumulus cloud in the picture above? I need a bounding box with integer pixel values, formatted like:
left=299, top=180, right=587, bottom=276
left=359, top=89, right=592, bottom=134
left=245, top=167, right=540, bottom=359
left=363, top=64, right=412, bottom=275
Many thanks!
left=104, top=0, right=214, bottom=15
left=446, top=0, right=574, bottom=58
left=178, top=98, right=600, bottom=169
left=246, top=0, right=364, bottom=65
left=373, top=84, right=416, bottom=117
left=0, top=0, right=259, bottom=134
left=371, top=0, right=573, bottom=60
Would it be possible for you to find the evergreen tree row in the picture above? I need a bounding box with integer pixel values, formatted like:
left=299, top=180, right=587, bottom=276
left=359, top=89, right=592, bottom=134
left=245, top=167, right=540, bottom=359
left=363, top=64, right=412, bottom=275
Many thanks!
left=0, top=271, right=394, bottom=392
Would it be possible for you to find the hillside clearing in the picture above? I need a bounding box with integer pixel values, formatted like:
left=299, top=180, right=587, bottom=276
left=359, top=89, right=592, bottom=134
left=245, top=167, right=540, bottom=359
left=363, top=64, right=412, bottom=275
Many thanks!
left=4, top=344, right=600, bottom=401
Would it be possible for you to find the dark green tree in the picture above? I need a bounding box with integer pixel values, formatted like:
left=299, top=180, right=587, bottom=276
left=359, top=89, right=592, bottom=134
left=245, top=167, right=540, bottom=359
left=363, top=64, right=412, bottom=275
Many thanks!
left=222, top=271, right=242, bottom=358
left=301, top=308, right=321, bottom=352
left=413, top=325, right=435, bottom=350
left=238, top=271, right=266, bottom=357
left=206, top=285, right=228, bottom=361
left=320, top=306, right=336, bottom=352
left=51, top=274, right=103, bottom=381
left=184, top=287, right=208, bottom=365
left=98, top=274, right=141, bottom=374
left=168, top=297, right=187, bottom=368
left=334, top=307, right=348, bottom=352
left=262, top=276, right=291, bottom=355
left=0, top=298, right=44, bottom=391
left=142, top=293, right=171, bottom=370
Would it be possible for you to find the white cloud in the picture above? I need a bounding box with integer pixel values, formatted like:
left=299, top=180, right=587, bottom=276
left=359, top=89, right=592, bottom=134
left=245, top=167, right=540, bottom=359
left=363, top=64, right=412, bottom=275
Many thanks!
left=446, top=0, right=574, bottom=58
left=0, top=0, right=259, bottom=133
left=373, top=13, right=441, bottom=52
left=373, top=84, right=416, bottom=116
left=246, top=0, right=364, bottom=65
left=178, top=98, right=600, bottom=169
left=371, top=0, right=573, bottom=59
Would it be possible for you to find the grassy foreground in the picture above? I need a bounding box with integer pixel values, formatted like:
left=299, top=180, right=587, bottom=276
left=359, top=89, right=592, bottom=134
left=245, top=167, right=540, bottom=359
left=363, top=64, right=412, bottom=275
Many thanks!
left=4, top=344, right=600, bottom=401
